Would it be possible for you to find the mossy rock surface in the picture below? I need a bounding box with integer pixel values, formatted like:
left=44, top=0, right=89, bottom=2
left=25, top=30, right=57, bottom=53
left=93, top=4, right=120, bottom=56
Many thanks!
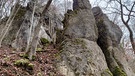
left=101, top=69, right=113, bottom=76
left=71, top=38, right=87, bottom=49
left=112, top=66, right=126, bottom=76
left=40, top=38, right=50, bottom=45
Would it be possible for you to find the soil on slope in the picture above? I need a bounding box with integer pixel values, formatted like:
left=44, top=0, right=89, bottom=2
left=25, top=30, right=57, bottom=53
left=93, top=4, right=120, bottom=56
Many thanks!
left=0, top=44, right=63, bottom=76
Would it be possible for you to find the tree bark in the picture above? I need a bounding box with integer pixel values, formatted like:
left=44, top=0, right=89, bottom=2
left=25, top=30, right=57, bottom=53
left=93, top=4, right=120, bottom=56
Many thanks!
left=26, top=0, right=53, bottom=60
left=125, top=23, right=135, bottom=53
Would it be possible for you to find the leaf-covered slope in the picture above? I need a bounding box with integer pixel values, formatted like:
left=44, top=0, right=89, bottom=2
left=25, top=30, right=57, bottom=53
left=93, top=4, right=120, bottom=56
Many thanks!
left=0, top=45, right=63, bottom=76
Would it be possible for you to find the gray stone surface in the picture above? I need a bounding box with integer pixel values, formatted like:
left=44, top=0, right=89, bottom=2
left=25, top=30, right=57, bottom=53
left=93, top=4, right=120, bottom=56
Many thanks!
left=56, top=0, right=112, bottom=76
left=129, top=59, right=135, bottom=73
left=92, top=6, right=135, bottom=76
left=57, top=38, right=111, bottom=76
left=63, top=0, right=98, bottom=41
left=73, top=0, right=91, bottom=10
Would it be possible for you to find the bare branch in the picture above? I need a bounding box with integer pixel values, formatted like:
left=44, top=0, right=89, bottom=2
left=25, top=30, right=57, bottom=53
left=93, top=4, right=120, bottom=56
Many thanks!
left=126, top=2, right=135, bottom=23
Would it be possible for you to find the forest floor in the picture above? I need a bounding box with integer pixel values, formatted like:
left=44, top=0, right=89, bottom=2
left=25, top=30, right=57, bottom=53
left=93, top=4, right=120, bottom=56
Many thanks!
left=0, top=44, right=63, bottom=76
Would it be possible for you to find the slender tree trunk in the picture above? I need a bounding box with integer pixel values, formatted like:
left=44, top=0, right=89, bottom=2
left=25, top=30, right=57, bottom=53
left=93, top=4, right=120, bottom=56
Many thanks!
left=26, top=0, right=36, bottom=53
left=119, top=0, right=135, bottom=53
left=125, top=24, right=135, bottom=53
left=27, top=0, right=53, bottom=60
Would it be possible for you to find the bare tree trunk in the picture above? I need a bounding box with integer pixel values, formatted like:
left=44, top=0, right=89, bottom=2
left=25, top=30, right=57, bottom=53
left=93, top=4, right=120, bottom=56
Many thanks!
left=26, top=0, right=53, bottom=60
left=125, top=24, right=135, bottom=53
left=25, top=0, right=36, bottom=53
left=119, top=0, right=135, bottom=53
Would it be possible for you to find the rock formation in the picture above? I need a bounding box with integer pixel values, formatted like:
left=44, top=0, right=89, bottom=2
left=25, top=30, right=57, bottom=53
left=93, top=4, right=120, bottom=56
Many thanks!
left=92, top=6, right=135, bottom=76
left=0, top=3, right=63, bottom=50
left=56, top=0, right=112, bottom=76
left=1, top=0, right=135, bottom=76
left=64, top=0, right=98, bottom=41
left=56, top=0, right=135, bottom=76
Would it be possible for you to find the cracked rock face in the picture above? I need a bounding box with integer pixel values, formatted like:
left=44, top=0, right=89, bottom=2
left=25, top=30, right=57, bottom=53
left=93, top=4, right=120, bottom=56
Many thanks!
left=92, top=6, right=135, bottom=76
left=57, top=38, right=111, bottom=76
left=57, top=1, right=135, bottom=76
left=56, top=0, right=112, bottom=76
left=92, top=6, right=123, bottom=46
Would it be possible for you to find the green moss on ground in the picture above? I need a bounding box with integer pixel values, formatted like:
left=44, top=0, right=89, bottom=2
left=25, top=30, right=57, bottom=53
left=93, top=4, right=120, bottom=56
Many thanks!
left=20, top=53, right=29, bottom=58
left=36, top=48, right=43, bottom=52
left=14, top=59, right=34, bottom=70
left=37, top=72, right=42, bottom=76
left=19, top=53, right=36, bottom=60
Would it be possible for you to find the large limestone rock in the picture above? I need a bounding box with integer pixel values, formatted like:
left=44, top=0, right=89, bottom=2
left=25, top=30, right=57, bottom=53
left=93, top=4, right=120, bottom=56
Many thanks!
left=63, top=0, right=98, bottom=41
left=56, top=0, right=112, bottom=76
left=57, top=38, right=112, bottom=76
left=92, top=6, right=135, bottom=76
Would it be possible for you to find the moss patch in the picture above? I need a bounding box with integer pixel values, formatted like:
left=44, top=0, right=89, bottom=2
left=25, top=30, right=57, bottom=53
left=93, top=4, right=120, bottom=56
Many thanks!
left=112, top=66, right=126, bottom=76
left=3, top=57, right=10, bottom=61
left=19, top=53, right=36, bottom=60
left=73, top=38, right=87, bottom=49
left=36, top=48, right=43, bottom=52
left=40, top=38, right=50, bottom=45
left=101, top=69, right=113, bottom=76
left=37, top=72, right=42, bottom=76
left=20, top=53, right=29, bottom=58
left=14, top=59, right=34, bottom=70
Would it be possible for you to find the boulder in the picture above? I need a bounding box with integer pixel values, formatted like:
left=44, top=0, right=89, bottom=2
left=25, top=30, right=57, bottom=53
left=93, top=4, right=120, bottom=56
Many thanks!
left=57, top=38, right=112, bottom=76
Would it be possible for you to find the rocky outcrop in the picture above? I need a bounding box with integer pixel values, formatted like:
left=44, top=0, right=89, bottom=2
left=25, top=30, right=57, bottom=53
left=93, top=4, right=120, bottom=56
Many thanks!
left=57, top=38, right=112, bottom=76
left=64, top=0, right=98, bottom=41
left=56, top=0, right=112, bottom=76
left=1, top=5, right=26, bottom=47
left=0, top=3, right=63, bottom=50
left=92, top=6, right=135, bottom=76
